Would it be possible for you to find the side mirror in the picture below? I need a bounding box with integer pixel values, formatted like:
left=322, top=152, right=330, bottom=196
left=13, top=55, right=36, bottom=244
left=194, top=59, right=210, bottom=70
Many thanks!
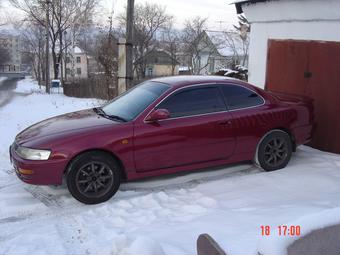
left=145, top=109, right=170, bottom=122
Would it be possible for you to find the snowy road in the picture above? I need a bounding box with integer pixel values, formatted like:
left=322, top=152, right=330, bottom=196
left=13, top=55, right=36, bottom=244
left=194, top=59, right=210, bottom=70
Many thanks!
left=1, top=78, right=340, bottom=255
left=0, top=78, right=30, bottom=108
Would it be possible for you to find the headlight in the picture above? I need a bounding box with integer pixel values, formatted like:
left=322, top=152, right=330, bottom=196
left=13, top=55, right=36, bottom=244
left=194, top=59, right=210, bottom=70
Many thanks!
left=16, top=146, right=51, bottom=160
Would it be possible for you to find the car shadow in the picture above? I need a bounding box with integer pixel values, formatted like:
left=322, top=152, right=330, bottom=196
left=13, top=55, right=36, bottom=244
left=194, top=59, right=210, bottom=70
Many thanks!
left=120, top=162, right=260, bottom=192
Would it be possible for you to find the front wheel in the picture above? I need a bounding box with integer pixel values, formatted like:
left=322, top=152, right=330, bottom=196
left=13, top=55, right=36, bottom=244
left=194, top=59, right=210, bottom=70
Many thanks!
left=66, top=152, right=121, bottom=204
left=257, top=130, right=293, bottom=171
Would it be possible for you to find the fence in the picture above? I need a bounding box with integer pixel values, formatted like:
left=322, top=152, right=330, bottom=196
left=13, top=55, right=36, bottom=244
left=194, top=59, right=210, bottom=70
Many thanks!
left=63, top=75, right=117, bottom=100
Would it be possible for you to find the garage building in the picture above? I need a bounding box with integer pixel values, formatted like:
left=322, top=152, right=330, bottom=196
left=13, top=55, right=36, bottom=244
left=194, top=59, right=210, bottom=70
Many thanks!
left=234, top=0, right=340, bottom=154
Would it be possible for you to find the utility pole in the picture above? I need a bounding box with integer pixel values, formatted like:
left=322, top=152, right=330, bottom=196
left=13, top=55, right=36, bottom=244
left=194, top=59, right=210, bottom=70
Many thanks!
left=64, top=30, right=68, bottom=82
left=108, top=14, right=113, bottom=98
left=126, top=0, right=134, bottom=89
left=45, top=0, right=50, bottom=94
left=59, top=0, right=63, bottom=86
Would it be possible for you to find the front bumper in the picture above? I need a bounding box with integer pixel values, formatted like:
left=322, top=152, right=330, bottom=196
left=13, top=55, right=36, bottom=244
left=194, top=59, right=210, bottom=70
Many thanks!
left=10, top=144, right=66, bottom=185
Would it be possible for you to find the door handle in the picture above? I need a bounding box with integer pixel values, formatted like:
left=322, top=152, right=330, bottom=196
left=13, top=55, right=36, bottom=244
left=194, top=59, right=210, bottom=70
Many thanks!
left=304, top=71, right=312, bottom=78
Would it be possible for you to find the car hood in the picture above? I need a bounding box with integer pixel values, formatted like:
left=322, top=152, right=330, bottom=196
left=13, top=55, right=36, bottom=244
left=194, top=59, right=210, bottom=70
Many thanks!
left=16, top=109, right=118, bottom=145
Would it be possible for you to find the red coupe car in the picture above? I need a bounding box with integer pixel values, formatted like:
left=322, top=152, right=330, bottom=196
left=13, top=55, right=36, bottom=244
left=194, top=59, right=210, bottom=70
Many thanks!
left=10, top=76, right=314, bottom=204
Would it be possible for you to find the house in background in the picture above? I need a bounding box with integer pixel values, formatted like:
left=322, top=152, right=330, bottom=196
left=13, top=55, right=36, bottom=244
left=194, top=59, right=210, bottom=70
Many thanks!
left=33, top=46, right=89, bottom=82
left=195, top=31, right=228, bottom=75
left=234, top=0, right=340, bottom=154
left=178, top=30, right=248, bottom=75
left=63, top=46, right=88, bottom=80
left=0, top=30, right=21, bottom=72
left=87, top=55, right=105, bottom=77
left=142, top=49, right=180, bottom=78
left=206, top=31, right=248, bottom=70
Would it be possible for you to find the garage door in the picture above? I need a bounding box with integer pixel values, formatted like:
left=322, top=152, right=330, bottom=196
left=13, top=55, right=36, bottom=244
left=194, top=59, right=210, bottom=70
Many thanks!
left=265, top=39, right=340, bottom=154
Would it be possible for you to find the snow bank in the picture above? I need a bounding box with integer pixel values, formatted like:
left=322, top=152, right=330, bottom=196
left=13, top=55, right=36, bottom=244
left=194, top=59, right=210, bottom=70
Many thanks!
left=111, top=236, right=165, bottom=255
left=14, top=77, right=44, bottom=93
left=257, top=207, right=340, bottom=255
left=0, top=77, right=7, bottom=84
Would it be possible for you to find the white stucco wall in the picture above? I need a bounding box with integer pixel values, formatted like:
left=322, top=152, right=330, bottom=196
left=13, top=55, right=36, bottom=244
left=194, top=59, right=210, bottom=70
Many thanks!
left=243, top=0, right=340, bottom=88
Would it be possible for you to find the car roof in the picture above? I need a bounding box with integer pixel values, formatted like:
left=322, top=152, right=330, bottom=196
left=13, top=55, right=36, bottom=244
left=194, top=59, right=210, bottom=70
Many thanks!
left=150, top=75, right=247, bottom=89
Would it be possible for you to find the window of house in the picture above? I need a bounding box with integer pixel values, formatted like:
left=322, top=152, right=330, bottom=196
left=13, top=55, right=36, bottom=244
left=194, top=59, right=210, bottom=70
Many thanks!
left=76, top=56, right=81, bottom=63
left=157, top=87, right=226, bottom=118
left=66, top=57, right=70, bottom=63
left=76, top=68, right=81, bottom=75
left=66, top=68, right=71, bottom=75
left=220, top=85, right=264, bottom=110
left=147, top=67, right=153, bottom=77
left=209, top=57, right=215, bottom=73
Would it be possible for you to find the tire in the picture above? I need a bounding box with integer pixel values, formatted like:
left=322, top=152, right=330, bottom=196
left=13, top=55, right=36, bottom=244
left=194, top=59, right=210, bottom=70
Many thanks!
left=257, top=130, right=293, bottom=171
left=66, top=151, right=121, bottom=204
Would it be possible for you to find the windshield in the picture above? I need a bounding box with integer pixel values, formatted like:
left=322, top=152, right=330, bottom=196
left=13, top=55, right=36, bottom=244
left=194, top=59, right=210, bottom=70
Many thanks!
left=102, top=81, right=170, bottom=121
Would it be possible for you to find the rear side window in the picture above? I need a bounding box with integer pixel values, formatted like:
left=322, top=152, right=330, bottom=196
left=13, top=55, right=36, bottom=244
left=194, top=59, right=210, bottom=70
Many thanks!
left=221, top=85, right=264, bottom=110
left=157, top=87, right=226, bottom=118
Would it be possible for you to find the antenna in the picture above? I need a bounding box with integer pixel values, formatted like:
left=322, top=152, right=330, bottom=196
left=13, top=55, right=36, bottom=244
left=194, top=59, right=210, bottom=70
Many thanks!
left=215, top=20, right=228, bottom=30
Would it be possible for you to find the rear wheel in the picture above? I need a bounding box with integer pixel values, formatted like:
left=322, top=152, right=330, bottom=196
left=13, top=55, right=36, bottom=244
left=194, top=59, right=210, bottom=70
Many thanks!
left=66, top=151, right=121, bottom=204
left=257, top=130, right=293, bottom=171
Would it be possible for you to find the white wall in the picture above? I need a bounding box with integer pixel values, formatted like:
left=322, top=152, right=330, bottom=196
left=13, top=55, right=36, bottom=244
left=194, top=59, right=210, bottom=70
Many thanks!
left=243, top=0, right=340, bottom=88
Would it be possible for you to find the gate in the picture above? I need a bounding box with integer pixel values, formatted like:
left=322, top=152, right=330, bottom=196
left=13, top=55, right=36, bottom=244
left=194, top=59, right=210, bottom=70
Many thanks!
left=266, top=39, right=340, bottom=154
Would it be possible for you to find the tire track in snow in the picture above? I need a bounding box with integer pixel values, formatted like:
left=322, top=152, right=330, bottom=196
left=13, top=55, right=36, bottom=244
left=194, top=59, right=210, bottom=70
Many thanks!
left=25, top=186, right=63, bottom=207
left=0, top=164, right=260, bottom=226
left=0, top=164, right=261, bottom=250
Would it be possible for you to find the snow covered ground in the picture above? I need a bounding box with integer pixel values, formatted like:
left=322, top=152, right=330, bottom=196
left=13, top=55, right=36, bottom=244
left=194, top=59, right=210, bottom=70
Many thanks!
left=1, top=77, right=340, bottom=255
left=13, top=77, right=46, bottom=94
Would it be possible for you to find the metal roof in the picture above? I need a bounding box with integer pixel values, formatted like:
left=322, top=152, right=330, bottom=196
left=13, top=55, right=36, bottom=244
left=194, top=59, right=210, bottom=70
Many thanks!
left=233, top=0, right=276, bottom=14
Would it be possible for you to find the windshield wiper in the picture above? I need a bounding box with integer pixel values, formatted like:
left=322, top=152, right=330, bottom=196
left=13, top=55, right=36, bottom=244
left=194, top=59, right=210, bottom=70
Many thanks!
left=106, top=114, right=127, bottom=122
left=93, top=107, right=127, bottom=122
left=93, top=107, right=106, bottom=116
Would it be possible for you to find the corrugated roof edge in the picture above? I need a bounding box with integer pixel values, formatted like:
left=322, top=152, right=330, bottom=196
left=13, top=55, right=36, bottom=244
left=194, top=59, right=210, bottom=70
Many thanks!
left=232, top=0, right=275, bottom=14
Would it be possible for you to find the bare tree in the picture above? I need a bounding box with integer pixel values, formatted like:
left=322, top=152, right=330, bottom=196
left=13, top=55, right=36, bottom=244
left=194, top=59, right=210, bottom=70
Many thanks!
left=119, top=3, right=172, bottom=79
left=93, top=16, right=118, bottom=97
left=231, top=14, right=250, bottom=66
left=0, top=0, right=6, bottom=26
left=10, top=0, right=97, bottom=82
left=21, top=22, right=45, bottom=85
left=160, top=21, right=180, bottom=75
left=182, top=17, right=215, bottom=74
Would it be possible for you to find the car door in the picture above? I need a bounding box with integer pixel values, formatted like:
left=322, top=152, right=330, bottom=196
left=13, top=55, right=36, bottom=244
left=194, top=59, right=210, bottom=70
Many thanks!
left=133, top=85, right=237, bottom=172
left=219, top=84, right=267, bottom=155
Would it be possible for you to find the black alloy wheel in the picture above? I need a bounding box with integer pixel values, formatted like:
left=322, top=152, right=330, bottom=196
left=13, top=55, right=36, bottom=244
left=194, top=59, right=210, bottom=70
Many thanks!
left=75, top=162, right=114, bottom=198
left=263, top=137, right=288, bottom=167
left=257, top=130, right=293, bottom=171
left=67, top=152, right=121, bottom=204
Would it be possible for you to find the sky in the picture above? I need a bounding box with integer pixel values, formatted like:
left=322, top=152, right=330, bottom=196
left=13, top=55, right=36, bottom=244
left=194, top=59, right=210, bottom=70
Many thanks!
left=0, top=0, right=239, bottom=31
left=104, top=0, right=239, bottom=30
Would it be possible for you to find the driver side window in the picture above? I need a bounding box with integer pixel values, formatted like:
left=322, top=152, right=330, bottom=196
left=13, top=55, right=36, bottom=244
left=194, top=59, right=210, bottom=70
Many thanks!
left=157, top=87, right=226, bottom=118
